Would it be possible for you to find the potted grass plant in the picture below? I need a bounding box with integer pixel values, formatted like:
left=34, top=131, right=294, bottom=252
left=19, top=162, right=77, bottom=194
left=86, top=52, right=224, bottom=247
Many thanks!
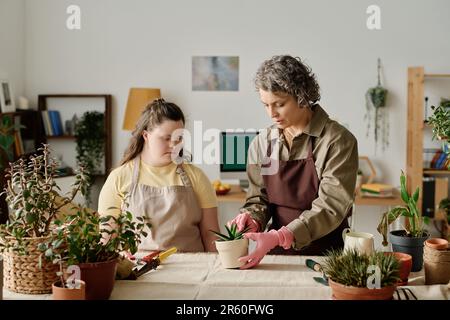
left=211, top=223, right=250, bottom=269
left=377, top=170, right=430, bottom=271
left=39, top=194, right=151, bottom=300
left=0, top=144, right=88, bottom=294
left=322, top=249, right=400, bottom=300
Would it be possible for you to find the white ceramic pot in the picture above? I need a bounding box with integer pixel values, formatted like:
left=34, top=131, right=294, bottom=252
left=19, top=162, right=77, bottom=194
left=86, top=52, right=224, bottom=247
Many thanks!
left=215, top=238, right=249, bottom=269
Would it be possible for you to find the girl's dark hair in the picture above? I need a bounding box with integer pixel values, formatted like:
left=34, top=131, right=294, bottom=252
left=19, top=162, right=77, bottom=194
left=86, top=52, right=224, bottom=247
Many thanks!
left=120, top=98, right=185, bottom=165
left=254, top=55, right=321, bottom=107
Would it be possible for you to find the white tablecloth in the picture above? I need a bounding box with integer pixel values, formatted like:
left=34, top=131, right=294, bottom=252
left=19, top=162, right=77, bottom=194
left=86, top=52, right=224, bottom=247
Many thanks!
left=3, top=253, right=449, bottom=300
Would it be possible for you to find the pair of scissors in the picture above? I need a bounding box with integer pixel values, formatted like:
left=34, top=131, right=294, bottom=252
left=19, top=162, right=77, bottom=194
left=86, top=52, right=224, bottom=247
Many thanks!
left=126, top=247, right=177, bottom=279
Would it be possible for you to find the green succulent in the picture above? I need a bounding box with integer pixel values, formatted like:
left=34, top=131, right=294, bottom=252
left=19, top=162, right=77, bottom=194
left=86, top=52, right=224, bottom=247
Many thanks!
left=210, top=223, right=250, bottom=241
left=321, top=249, right=400, bottom=288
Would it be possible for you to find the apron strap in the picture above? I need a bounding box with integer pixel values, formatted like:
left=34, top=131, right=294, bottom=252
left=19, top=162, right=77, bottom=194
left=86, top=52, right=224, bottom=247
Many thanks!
left=176, top=164, right=193, bottom=187
left=131, top=156, right=141, bottom=192
left=265, top=129, right=280, bottom=159
left=307, top=136, right=315, bottom=158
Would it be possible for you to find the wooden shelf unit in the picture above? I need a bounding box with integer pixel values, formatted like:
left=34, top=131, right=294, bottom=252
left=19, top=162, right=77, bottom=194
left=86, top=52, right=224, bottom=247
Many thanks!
left=407, top=67, right=449, bottom=219
left=38, top=94, right=112, bottom=178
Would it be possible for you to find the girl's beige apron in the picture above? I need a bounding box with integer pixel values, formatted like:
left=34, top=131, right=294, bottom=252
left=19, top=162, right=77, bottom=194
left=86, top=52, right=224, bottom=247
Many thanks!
left=126, top=157, right=204, bottom=252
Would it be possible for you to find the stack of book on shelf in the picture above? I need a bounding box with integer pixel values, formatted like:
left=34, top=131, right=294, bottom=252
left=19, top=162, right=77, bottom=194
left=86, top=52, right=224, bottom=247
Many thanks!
left=360, top=183, right=395, bottom=198
left=41, top=110, right=63, bottom=136
left=429, top=149, right=450, bottom=170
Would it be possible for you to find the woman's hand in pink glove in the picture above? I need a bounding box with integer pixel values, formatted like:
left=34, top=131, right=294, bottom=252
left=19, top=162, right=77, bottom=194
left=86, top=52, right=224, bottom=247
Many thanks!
left=227, top=212, right=260, bottom=233
left=238, top=227, right=294, bottom=269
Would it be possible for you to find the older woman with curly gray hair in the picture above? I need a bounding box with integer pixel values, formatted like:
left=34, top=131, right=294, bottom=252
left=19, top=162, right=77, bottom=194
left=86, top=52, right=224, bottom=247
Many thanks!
left=228, top=55, right=359, bottom=269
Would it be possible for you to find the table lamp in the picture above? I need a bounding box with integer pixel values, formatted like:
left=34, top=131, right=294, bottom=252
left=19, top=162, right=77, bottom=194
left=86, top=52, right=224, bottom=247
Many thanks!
left=122, top=88, right=161, bottom=130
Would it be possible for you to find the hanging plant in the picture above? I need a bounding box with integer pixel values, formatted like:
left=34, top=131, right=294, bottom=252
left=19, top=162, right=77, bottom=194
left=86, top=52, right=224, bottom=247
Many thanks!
left=364, top=58, right=389, bottom=152
left=75, top=111, right=105, bottom=206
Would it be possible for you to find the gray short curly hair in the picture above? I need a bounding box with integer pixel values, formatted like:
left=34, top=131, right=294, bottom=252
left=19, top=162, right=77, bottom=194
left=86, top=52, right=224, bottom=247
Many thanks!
left=254, top=55, right=320, bottom=107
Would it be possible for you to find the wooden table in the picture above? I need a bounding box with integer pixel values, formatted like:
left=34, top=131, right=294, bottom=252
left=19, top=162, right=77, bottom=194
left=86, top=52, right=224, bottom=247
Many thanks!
left=3, top=253, right=448, bottom=300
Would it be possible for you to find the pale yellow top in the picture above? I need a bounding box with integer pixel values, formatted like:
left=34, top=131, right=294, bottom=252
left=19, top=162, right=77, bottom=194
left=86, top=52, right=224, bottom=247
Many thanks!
left=98, top=159, right=217, bottom=217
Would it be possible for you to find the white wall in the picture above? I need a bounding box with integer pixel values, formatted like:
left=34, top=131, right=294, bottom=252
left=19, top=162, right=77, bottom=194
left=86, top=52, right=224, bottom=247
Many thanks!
left=22, top=0, right=450, bottom=182
left=12, top=0, right=450, bottom=245
left=0, top=0, right=25, bottom=100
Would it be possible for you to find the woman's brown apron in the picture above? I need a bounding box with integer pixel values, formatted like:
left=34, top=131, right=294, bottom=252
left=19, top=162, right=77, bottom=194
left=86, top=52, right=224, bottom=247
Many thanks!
left=262, top=136, right=348, bottom=255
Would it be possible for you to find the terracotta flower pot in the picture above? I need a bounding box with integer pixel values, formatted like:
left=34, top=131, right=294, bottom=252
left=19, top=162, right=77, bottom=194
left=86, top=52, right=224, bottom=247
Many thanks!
left=78, top=259, right=118, bottom=300
left=329, top=279, right=396, bottom=300
left=383, top=252, right=412, bottom=286
left=52, top=280, right=86, bottom=300
left=215, top=238, right=249, bottom=269
left=425, top=238, right=449, bottom=250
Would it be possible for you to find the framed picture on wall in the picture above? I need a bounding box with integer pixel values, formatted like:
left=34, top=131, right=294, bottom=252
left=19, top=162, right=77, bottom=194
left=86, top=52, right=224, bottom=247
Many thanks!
left=0, top=80, right=16, bottom=113
left=192, top=56, right=239, bottom=91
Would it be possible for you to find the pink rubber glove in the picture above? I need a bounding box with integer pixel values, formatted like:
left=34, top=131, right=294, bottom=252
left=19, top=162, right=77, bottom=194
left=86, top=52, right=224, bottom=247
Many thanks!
left=227, top=212, right=260, bottom=233
left=238, top=227, right=294, bottom=269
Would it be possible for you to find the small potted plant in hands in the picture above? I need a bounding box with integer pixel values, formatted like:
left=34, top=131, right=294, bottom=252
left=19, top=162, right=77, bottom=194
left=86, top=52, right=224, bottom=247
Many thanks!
left=39, top=194, right=151, bottom=300
left=322, top=249, right=400, bottom=300
left=377, top=170, right=430, bottom=272
left=211, top=223, right=250, bottom=269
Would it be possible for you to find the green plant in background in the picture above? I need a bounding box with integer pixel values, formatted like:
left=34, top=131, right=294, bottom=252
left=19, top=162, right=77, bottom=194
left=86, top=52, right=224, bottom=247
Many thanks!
left=427, top=100, right=450, bottom=169
left=210, top=223, right=250, bottom=241
left=75, top=111, right=105, bottom=206
left=38, top=193, right=151, bottom=287
left=0, top=115, right=24, bottom=168
left=365, top=58, right=389, bottom=153
left=439, top=198, right=450, bottom=224
left=377, top=170, right=429, bottom=246
left=0, top=144, right=88, bottom=254
left=321, top=249, right=400, bottom=288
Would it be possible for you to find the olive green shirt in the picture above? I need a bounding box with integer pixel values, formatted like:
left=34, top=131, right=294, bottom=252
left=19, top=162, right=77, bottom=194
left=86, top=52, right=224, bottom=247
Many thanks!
left=242, top=104, right=358, bottom=250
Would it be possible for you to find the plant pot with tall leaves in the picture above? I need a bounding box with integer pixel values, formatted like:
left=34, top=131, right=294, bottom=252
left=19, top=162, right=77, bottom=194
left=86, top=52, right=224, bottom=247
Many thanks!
left=39, top=195, right=151, bottom=300
left=75, top=111, right=105, bottom=206
left=322, top=249, right=400, bottom=300
left=377, top=171, right=430, bottom=272
left=211, top=223, right=249, bottom=269
left=0, top=144, right=88, bottom=294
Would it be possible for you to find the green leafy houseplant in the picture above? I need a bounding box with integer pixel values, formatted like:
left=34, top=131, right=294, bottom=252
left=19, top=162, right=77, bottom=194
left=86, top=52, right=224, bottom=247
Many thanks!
left=365, top=58, right=389, bottom=152
left=0, top=144, right=88, bottom=294
left=377, top=171, right=429, bottom=246
left=0, top=115, right=24, bottom=169
left=428, top=100, right=450, bottom=140
left=439, top=198, right=450, bottom=226
left=322, top=249, right=400, bottom=288
left=210, top=223, right=250, bottom=241
left=427, top=101, right=450, bottom=170
left=38, top=193, right=151, bottom=289
left=75, top=111, right=105, bottom=205
left=0, top=144, right=88, bottom=253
